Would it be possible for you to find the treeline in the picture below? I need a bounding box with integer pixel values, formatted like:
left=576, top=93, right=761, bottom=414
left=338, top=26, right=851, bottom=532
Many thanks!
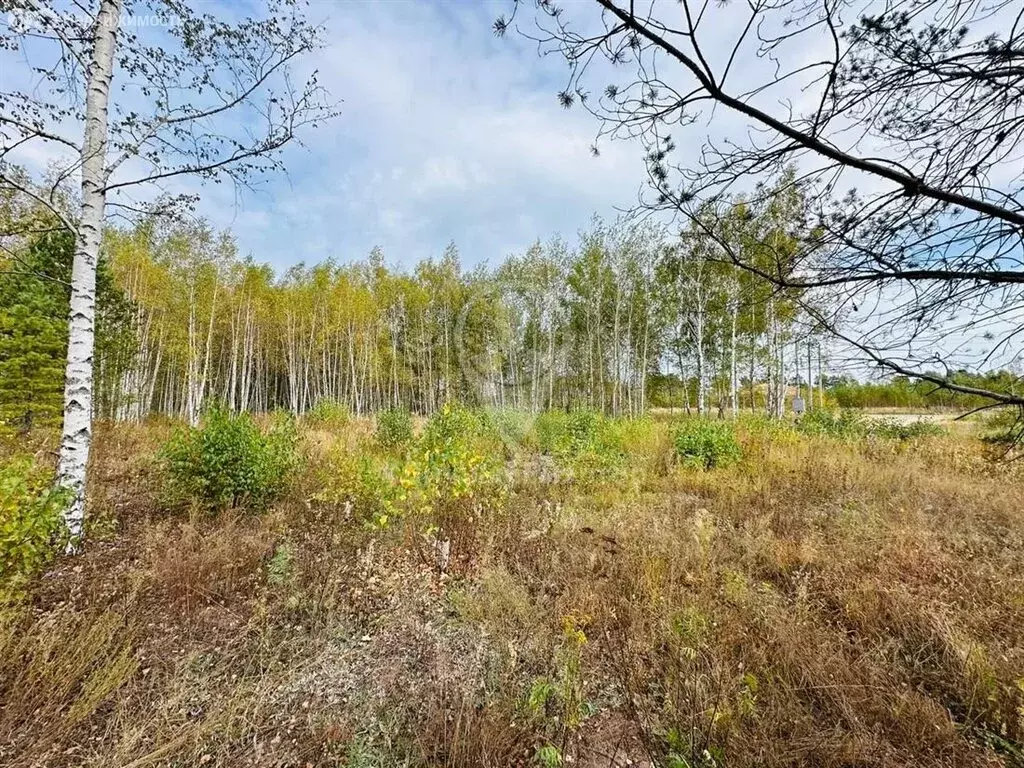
left=828, top=374, right=1021, bottom=411
left=1, top=182, right=831, bottom=424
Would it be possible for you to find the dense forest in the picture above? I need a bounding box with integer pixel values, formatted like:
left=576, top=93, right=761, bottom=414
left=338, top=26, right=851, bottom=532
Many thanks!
left=3, top=181, right=1015, bottom=428
left=2, top=176, right=825, bottom=424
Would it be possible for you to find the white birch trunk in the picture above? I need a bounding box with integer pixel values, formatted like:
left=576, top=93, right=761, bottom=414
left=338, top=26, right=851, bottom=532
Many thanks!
left=57, top=0, right=121, bottom=547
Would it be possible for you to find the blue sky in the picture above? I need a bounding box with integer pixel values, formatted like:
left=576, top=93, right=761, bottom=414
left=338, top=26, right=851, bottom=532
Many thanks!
left=184, top=0, right=647, bottom=271
left=0, top=0, right=646, bottom=272
left=0, top=0, right=828, bottom=276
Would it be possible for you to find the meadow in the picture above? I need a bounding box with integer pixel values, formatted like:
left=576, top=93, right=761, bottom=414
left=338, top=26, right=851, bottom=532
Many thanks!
left=1, top=407, right=1022, bottom=768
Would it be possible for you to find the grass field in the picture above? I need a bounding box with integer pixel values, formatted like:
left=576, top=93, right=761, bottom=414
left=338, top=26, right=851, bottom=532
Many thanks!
left=2, top=410, right=1023, bottom=767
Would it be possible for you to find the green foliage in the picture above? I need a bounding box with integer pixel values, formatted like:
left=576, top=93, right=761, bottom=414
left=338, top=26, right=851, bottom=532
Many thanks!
left=797, top=409, right=944, bottom=441
left=524, top=615, right=592, bottom=759
left=420, top=402, right=482, bottom=448
left=536, top=410, right=602, bottom=456
left=304, top=398, right=350, bottom=427
left=0, top=231, right=73, bottom=429
left=533, top=411, right=570, bottom=455
left=0, top=457, right=70, bottom=587
left=375, top=408, right=413, bottom=450
left=612, top=415, right=657, bottom=452
left=527, top=678, right=556, bottom=716
left=535, top=745, right=562, bottom=767
left=480, top=408, right=533, bottom=452
left=870, top=418, right=945, bottom=440
left=0, top=226, right=135, bottom=430
left=980, top=407, right=1023, bottom=447
left=159, top=407, right=298, bottom=511
left=417, top=404, right=502, bottom=494
left=672, top=420, right=742, bottom=469
left=390, top=404, right=505, bottom=525
left=828, top=372, right=1020, bottom=411
left=735, top=413, right=799, bottom=444
left=266, top=541, right=294, bottom=586
left=314, top=447, right=392, bottom=524
left=534, top=410, right=625, bottom=482
left=796, top=409, right=866, bottom=439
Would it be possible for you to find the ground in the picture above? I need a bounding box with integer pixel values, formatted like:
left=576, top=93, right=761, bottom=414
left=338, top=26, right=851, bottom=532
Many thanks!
left=1, top=412, right=1022, bottom=768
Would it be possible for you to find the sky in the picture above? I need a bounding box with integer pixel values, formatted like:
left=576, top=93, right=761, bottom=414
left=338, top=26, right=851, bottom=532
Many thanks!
left=165, top=0, right=650, bottom=272
left=229, top=0, right=645, bottom=271
left=0, top=0, right=651, bottom=271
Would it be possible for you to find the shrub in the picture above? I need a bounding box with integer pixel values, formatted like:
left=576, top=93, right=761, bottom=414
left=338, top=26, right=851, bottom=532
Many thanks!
left=534, top=410, right=570, bottom=455
left=393, top=404, right=505, bottom=521
left=612, top=416, right=658, bottom=453
left=417, top=404, right=502, bottom=497
left=537, top=410, right=601, bottom=456
left=798, top=409, right=945, bottom=441
left=314, top=447, right=393, bottom=524
left=159, top=407, right=297, bottom=511
left=563, top=410, right=601, bottom=454
left=533, top=410, right=626, bottom=483
left=535, top=410, right=618, bottom=457
left=869, top=418, right=945, bottom=440
left=673, top=420, right=742, bottom=470
left=796, top=408, right=866, bottom=439
left=304, top=398, right=350, bottom=427
left=480, top=408, right=533, bottom=452
left=980, top=406, right=1023, bottom=448
left=376, top=408, right=413, bottom=450
left=0, top=457, right=69, bottom=587
left=736, top=413, right=796, bottom=439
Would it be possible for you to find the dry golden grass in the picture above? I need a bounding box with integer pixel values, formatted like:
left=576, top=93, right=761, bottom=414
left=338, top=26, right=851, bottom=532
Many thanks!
left=1, top=419, right=1022, bottom=767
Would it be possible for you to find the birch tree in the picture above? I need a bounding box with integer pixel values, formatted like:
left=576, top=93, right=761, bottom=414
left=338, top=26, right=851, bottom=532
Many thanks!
left=0, top=0, right=337, bottom=546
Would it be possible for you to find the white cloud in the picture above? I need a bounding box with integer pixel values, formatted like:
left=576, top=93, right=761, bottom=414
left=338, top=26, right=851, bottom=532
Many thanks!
left=209, top=0, right=646, bottom=269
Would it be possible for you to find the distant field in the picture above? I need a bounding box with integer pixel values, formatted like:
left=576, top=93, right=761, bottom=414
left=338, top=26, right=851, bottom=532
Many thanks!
left=863, top=410, right=966, bottom=424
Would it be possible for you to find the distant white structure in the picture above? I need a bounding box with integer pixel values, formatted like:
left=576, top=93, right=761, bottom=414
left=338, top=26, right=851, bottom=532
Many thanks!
left=791, top=395, right=805, bottom=416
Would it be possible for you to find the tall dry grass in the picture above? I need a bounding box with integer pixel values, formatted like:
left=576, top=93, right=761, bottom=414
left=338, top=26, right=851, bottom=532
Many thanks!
left=1, top=417, right=1021, bottom=767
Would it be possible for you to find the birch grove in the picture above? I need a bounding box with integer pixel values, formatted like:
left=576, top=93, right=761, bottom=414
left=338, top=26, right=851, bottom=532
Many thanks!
left=12, top=211, right=816, bottom=423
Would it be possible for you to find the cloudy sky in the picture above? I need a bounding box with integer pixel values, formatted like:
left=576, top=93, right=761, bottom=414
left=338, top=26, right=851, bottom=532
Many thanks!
left=242, top=0, right=645, bottom=270
left=1, top=1, right=653, bottom=271
left=0, top=0, right=840, bottom=273
left=158, top=0, right=648, bottom=271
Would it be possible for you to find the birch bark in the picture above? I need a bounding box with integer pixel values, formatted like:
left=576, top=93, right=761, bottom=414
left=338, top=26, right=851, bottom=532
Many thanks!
left=57, top=0, right=122, bottom=546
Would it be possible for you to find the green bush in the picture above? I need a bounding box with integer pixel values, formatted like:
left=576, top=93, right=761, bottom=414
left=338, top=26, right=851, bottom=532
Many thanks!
left=314, top=447, right=393, bottom=524
left=534, top=410, right=571, bottom=455
left=480, top=408, right=533, bottom=452
left=159, top=407, right=297, bottom=511
left=673, top=419, right=742, bottom=470
left=392, top=403, right=505, bottom=522
left=535, top=410, right=616, bottom=457
left=981, top=407, right=1023, bottom=447
left=564, top=411, right=605, bottom=455
left=736, top=413, right=795, bottom=438
left=1, top=457, right=70, bottom=586
left=796, top=409, right=866, bottom=439
left=533, top=410, right=626, bottom=482
left=797, top=409, right=944, bottom=441
left=376, top=408, right=413, bottom=450
left=305, top=398, right=350, bottom=427
left=421, top=402, right=483, bottom=446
